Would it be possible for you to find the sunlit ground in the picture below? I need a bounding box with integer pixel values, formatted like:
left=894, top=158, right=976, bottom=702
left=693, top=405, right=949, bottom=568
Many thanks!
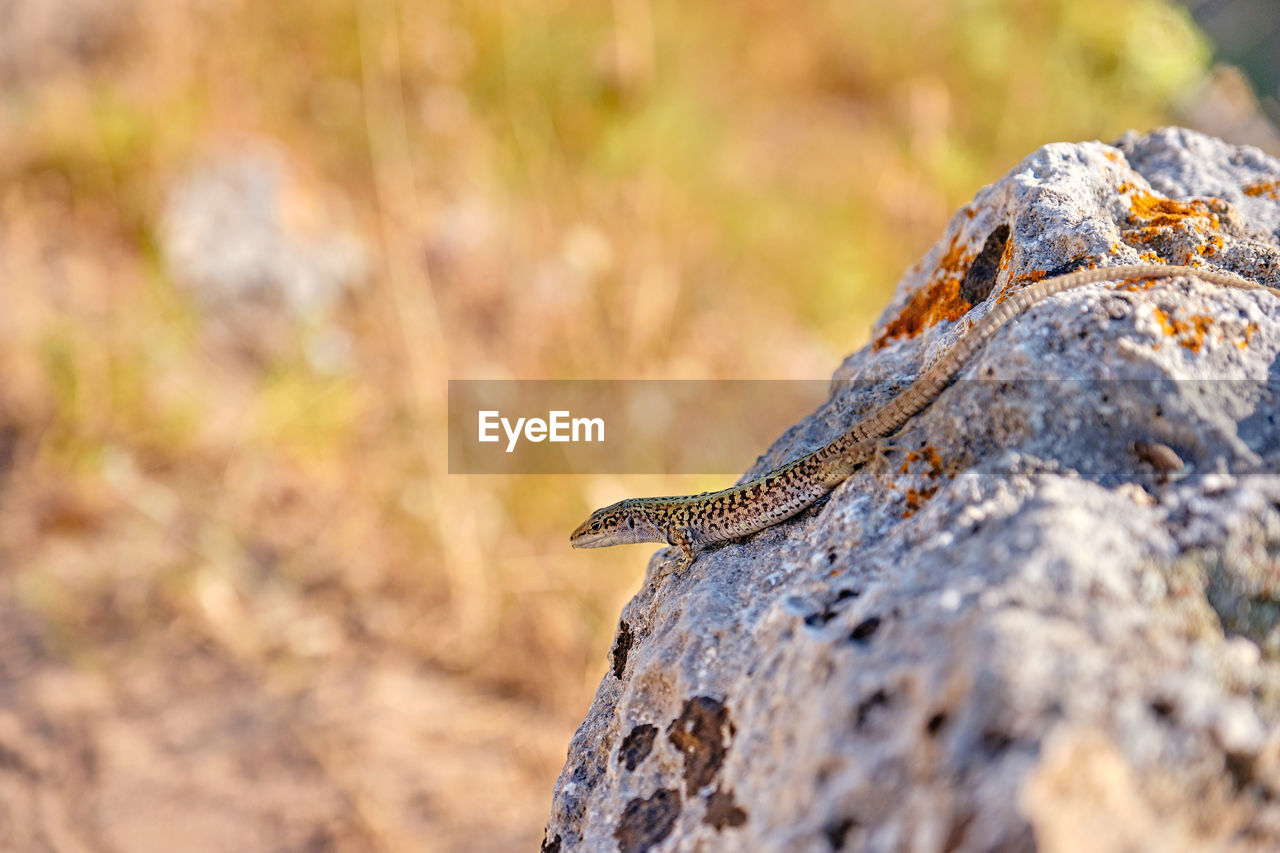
left=0, top=0, right=1271, bottom=849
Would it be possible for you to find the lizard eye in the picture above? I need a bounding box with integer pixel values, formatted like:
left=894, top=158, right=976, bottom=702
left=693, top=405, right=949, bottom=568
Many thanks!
left=590, top=520, right=602, bottom=532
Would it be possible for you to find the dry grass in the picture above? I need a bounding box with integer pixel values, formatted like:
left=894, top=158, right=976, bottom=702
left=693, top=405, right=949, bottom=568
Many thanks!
left=0, top=0, right=1231, bottom=849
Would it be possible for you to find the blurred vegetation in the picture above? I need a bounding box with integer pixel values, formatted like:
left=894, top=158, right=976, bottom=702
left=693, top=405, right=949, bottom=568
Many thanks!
left=0, top=0, right=1249, bottom=847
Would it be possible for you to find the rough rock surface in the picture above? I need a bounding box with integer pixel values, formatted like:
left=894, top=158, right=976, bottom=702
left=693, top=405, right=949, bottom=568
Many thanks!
left=544, top=128, right=1280, bottom=852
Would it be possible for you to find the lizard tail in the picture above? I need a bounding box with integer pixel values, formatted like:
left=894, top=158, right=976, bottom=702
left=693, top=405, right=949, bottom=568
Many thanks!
left=805, top=264, right=1266, bottom=490
left=844, top=264, right=1266, bottom=444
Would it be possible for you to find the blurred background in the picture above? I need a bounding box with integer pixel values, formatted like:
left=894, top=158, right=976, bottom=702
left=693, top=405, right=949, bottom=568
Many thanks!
left=0, top=0, right=1275, bottom=850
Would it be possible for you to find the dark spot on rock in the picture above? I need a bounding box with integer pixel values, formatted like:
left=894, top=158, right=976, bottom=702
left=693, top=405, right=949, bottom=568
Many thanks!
left=824, top=817, right=858, bottom=850
left=540, top=831, right=562, bottom=853
left=804, top=610, right=836, bottom=628
left=1226, top=752, right=1259, bottom=792
left=805, top=589, right=863, bottom=628
left=959, top=223, right=1009, bottom=305
left=1150, top=697, right=1175, bottom=719
left=854, top=688, right=891, bottom=729
left=1045, top=257, right=1089, bottom=279
left=702, top=787, right=747, bottom=831
left=926, top=711, right=948, bottom=735
left=668, top=696, right=734, bottom=794
left=848, top=616, right=881, bottom=644
left=981, top=729, right=1013, bottom=755
left=615, top=788, right=681, bottom=853
left=618, top=724, right=658, bottom=771
left=611, top=621, right=634, bottom=680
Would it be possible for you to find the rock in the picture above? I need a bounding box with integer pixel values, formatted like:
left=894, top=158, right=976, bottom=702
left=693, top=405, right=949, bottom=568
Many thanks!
left=545, top=128, right=1280, bottom=852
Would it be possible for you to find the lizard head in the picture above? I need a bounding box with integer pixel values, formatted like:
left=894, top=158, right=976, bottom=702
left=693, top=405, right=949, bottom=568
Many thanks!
left=571, top=499, right=666, bottom=549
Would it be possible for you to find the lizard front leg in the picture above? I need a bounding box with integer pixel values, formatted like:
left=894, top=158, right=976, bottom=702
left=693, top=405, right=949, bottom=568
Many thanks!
left=668, top=526, right=698, bottom=573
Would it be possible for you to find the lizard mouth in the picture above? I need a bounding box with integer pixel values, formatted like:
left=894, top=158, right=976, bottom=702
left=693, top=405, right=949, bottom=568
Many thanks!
left=570, top=520, right=609, bottom=548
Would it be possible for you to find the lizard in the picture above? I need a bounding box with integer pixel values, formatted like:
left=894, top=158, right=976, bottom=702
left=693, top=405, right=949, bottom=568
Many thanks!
left=570, top=262, right=1273, bottom=573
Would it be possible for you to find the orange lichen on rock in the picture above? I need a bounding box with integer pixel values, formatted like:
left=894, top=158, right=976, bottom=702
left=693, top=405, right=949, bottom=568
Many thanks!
left=893, top=444, right=950, bottom=516
left=902, top=485, right=939, bottom=518
left=1118, top=190, right=1232, bottom=264
left=920, top=445, right=943, bottom=475
left=872, top=277, right=970, bottom=350
left=1240, top=322, right=1259, bottom=349
left=1127, top=192, right=1226, bottom=230
left=1196, top=234, right=1224, bottom=256
left=1115, top=277, right=1161, bottom=292
left=1243, top=179, right=1279, bottom=199
left=1152, top=307, right=1212, bottom=352
left=873, top=232, right=974, bottom=350
left=997, top=236, right=1014, bottom=273
left=995, top=267, right=1052, bottom=304
left=899, top=446, right=946, bottom=478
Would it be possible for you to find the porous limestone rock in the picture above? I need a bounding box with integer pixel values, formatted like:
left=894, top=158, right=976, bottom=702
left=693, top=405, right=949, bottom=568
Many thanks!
left=545, top=128, right=1280, bottom=853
